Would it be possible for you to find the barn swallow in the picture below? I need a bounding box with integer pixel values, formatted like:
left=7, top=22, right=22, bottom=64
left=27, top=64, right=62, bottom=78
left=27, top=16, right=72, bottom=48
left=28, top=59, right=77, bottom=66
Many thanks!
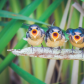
left=23, top=24, right=45, bottom=51
left=45, top=26, right=65, bottom=53
left=66, top=27, right=84, bottom=57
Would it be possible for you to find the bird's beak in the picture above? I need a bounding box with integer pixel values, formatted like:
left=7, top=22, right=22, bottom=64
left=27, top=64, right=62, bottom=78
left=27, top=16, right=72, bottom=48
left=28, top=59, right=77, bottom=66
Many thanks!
left=31, top=29, right=38, bottom=38
left=52, top=32, right=59, bottom=42
left=74, top=35, right=81, bottom=43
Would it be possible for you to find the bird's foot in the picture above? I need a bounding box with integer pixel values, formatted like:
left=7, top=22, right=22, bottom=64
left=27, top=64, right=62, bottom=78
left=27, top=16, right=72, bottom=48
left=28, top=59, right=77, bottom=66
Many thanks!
left=57, top=47, right=62, bottom=54
left=41, top=43, right=44, bottom=52
left=50, top=47, right=53, bottom=53
left=71, top=47, right=75, bottom=54
left=31, top=45, right=33, bottom=52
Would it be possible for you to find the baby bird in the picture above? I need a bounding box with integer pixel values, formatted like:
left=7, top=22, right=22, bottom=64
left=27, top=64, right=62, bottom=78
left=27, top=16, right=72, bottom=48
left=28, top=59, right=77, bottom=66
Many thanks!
left=66, top=27, right=84, bottom=56
left=23, top=24, right=45, bottom=51
left=45, top=26, right=65, bottom=53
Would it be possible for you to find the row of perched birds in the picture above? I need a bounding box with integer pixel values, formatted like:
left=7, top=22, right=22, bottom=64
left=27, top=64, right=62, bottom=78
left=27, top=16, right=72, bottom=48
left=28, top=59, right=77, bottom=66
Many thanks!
left=23, top=23, right=84, bottom=56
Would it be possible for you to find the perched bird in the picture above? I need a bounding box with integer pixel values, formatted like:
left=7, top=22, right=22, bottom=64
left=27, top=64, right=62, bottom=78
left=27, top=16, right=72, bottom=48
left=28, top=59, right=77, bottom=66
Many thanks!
left=23, top=24, right=45, bottom=51
left=66, top=27, right=84, bottom=56
left=45, top=26, right=66, bottom=53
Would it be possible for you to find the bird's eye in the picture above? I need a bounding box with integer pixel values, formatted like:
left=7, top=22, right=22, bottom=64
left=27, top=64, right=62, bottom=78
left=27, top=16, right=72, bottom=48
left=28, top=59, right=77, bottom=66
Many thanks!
left=80, top=34, right=83, bottom=37
left=52, top=30, right=54, bottom=32
left=58, top=31, right=61, bottom=34
left=28, top=28, right=32, bottom=31
left=36, top=27, right=39, bottom=30
left=80, top=34, right=82, bottom=36
left=49, top=30, right=54, bottom=33
left=73, top=32, right=75, bottom=35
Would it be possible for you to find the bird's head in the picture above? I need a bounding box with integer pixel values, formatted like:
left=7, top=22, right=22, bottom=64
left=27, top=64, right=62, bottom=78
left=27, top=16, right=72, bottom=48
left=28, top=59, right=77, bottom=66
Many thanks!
left=49, top=27, right=62, bottom=42
left=73, top=29, right=83, bottom=43
left=66, top=28, right=84, bottom=43
left=28, top=24, right=41, bottom=38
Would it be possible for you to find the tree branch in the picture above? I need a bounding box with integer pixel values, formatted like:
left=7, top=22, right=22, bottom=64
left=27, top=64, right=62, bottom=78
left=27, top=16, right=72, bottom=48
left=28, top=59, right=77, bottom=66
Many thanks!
left=7, top=47, right=84, bottom=60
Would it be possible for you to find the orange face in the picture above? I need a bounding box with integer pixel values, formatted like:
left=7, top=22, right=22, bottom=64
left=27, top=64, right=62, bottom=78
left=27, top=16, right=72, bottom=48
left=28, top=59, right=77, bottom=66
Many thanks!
left=74, top=35, right=81, bottom=42
left=31, top=29, right=38, bottom=36
left=52, top=32, right=59, bottom=40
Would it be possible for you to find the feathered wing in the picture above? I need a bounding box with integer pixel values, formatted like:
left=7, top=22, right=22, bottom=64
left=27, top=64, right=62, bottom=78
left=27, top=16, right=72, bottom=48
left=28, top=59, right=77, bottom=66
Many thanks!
left=40, top=28, right=45, bottom=34
left=23, top=31, right=30, bottom=41
left=78, top=27, right=84, bottom=36
left=26, top=31, right=29, bottom=38
left=45, top=29, right=50, bottom=42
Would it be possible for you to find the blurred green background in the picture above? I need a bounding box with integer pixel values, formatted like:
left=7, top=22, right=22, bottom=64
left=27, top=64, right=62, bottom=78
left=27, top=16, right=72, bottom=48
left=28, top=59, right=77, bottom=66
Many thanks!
left=0, top=0, right=84, bottom=84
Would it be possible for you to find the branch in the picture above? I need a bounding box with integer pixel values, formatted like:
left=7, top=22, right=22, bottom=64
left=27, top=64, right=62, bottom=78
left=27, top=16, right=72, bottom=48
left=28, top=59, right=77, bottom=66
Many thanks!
left=7, top=47, right=84, bottom=60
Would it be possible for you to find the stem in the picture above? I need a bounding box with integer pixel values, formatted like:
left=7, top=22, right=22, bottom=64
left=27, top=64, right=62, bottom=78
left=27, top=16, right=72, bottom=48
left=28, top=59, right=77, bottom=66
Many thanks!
left=8, top=47, right=84, bottom=61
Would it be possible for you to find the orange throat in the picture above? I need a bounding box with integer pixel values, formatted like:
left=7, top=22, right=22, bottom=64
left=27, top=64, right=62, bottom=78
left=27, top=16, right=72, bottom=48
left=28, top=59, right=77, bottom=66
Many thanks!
left=52, top=32, right=59, bottom=41
left=31, top=29, right=38, bottom=37
left=74, top=35, right=81, bottom=43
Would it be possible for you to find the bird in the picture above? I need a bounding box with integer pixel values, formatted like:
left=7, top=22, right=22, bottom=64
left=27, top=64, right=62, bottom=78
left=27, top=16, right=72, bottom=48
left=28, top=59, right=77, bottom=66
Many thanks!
left=66, top=27, right=84, bottom=56
left=45, top=26, right=66, bottom=53
left=23, top=24, right=45, bottom=51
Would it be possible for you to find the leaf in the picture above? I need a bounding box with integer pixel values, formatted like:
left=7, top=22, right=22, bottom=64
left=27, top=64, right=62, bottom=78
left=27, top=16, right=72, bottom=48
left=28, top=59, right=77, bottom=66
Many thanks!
left=0, top=10, right=50, bottom=26
left=0, top=0, right=7, bottom=10
left=0, top=0, right=43, bottom=73
left=81, top=0, right=84, bottom=2
left=0, top=0, right=64, bottom=74
left=38, top=0, right=63, bottom=22
left=0, top=55, right=45, bottom=84
left=0, top=0, right=43, bottom=53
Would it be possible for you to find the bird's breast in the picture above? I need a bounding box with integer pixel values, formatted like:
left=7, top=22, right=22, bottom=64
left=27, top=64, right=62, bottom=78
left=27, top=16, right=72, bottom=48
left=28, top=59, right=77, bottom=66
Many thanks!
left=69, top=36, right=84, bottom=48
left=27, top=35, right=44, bottom=46
left=46, top=36, right=65, bottom=47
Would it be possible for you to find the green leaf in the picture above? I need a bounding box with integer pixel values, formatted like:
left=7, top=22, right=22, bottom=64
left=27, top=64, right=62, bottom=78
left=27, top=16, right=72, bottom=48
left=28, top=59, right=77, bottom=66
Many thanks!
left=0, top=55, right=45, bottom=84
left=0, top=0, right=63, bottom=74
left=0, top=0, right=43, bottom=53
left=0, top=21, right=68, bottom=39
left=0, top=10, right=50, bottom=26
left=81, top=0, right=84, bottom=2
left=38, top=0, right=63, bottom=22
left=63, top=30, right=69, bottom=40
left=0, top=0, right=7, bottom=10
left=0, top=21, right=8, bottom=26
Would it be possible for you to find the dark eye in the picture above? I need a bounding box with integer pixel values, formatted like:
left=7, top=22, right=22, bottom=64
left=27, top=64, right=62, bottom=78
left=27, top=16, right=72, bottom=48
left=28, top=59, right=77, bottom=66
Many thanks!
left=80, top=34, right=83, bottom=37
left=51, top=30, right=54, bottom=32
left=49, top=29, right=54, bottom=33
left=72, top=32, right=75, bottom=35
left=58, top=31, right=62, bottom=34
left=28, top=28, right=32, bottom=31
left=36, top=27, right=39, bottom=30
left=80, top=34, right=82, bottom=36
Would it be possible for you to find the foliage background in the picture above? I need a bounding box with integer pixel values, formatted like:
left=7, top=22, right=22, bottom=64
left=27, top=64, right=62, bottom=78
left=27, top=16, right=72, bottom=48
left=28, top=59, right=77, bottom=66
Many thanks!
left=0, top=0, right=84, bottom=84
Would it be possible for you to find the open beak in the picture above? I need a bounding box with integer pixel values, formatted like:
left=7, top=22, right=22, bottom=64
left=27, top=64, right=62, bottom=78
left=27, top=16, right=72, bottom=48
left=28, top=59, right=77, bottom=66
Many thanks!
left=31, top=29, right=38, bottom=38
left=74, top=35, right=81, bottom=43
left=52, top=32, right=59, bottom=42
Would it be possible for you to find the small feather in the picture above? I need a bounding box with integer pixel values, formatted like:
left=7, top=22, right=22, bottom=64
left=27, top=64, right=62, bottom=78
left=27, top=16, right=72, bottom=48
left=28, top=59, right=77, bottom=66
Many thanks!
left=23, top=38, right=27, bottom=41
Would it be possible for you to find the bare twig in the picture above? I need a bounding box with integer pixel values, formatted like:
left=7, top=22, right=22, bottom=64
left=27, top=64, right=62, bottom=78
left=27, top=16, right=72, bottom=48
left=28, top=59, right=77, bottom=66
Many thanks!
left=72, top=2, right=84, bottom=16
left=56, top=60, right=63, bottom=83
left=60, top=0, right=71, bottom=29
left=57, top=0, right=71, bottom=83
left=45, top=60, right=56, bottom=84
left=7, top=47, right=84, bottom=61
left=67, top=6, right=74, bottom=29
left=71, top=60, right=79, bottom=84
left=71, top=2, right=84, bottom=84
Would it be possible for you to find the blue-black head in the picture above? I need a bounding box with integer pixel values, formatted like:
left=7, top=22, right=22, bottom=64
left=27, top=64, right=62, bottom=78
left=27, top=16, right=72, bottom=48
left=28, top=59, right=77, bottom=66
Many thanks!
left=28, top=24, right=40, bottom=31
left=46, top=26, right=63, bottom=41
left=27, top=24, right=42, bottom=38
